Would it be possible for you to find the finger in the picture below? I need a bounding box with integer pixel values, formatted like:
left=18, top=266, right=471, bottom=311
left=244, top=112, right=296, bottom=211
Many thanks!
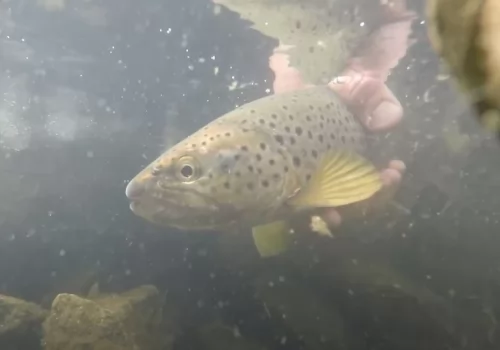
left=319, top=207, right=342, bottom=229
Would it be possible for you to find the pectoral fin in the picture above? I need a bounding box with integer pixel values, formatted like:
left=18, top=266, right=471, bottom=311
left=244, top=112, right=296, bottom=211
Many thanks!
left=288, top=150, right=382, bottom=208
left=252, top=220, right=293, bottom=258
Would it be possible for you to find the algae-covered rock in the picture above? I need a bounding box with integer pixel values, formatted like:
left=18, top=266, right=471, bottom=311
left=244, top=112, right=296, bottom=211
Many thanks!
left=0, top=294, right=48, bottom=348
left=426, top=0, right=500, bottom=134
left=0, top=294, right=48, bottom=335
left=42, top=285, right=172, bottom=350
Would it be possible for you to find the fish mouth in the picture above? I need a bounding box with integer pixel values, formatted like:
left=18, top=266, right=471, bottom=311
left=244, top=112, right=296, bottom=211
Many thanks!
left=126, top=182, right=229, bottom=230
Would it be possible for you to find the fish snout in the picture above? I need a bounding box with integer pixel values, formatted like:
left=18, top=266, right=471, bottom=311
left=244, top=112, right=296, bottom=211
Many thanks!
left=125, top=179, right=146, bottom=200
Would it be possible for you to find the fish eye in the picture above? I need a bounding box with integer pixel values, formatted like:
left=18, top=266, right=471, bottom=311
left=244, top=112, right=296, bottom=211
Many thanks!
left=180, top=164, right=193, bottom=178
left=175, top=156, right=199, bottom=182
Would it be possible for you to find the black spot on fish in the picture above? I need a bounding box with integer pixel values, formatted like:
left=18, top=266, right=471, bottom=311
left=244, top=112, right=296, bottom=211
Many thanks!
left=250, top=109, right=256, bottom=114
left=330, top=133, right=336, bottom=140
left=208, top=172, right=213, bottom=179
left=269, top=159, right=275, bottom=166
left=235, top=171, right=241, bottom=177
left=288, top=114, right=294, bottom=121
left=269, top=122, right=276, bottom=128
left=273, top=173, right=280, bottom=180
left=234, top=154, right=240, bottom=161
left=272, top=114, right=278, bottom=119
left=256, top=154, right=262, bottom=161
left=201, top=141, right=207, bottom=146
left=191, top=144, right=197, bottom=148
left=247, top=183, right=254, bottom=190
left=295, top=126, right=303, bottom=136
left=290, top=137, right=296, bottom=145
left=309, top=46, right=315, bottom=53
left=242, top=128, right=249, bottom=133
left=248, top=165, right=254, bottom=172
left=261, top=180, right=269, bottom=188
left=210, top=137, right=214, bottom=141
left=259, top=143, right=267, bottom=151
left=275, top=135, right=284, bottom=145
left=306, top=115, right=312, bottom=121
left=259, top=119, right=265, bottom=124
left=225, top=132, right=231, bottom=137
left=284, top=166, right=289, bottom=173
left=282, top=105, right=288, bottom=110
left=309, top=105, right=315, bottom=110
left=285, top=126, right=291, bottom=133
left=241, top=145, right=249, bottom=152
left=224, top=182, right=230, bottom=189
left=320, top=115, right=325, bottom=121
left=341, top=136, right=346, bottom=144
left=318, top=135, right=324, bottom=143
left=295, top=20, right=301, bottom=29
left=320, top=123, right=324, bottom=128
left=257, top=168, right=263, bottom=174
left=311, top=150, right=318, bottom=158
left=241, top=119, right=247, bottom=124
left=308, top=131, right=313, bottom=139
left=306, top=174, right=311, bottom=181
left=220, top=163, right=230, bottom=173
left=293, top=156, right=301, bottom=167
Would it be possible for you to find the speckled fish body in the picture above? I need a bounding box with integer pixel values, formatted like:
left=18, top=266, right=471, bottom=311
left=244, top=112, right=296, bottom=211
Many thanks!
left=125, top=86, right=380, bottom=233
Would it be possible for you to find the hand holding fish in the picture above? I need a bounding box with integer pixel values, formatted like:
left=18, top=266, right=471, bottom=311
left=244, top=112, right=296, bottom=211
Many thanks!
left=268, top=0, right=414, bottom=230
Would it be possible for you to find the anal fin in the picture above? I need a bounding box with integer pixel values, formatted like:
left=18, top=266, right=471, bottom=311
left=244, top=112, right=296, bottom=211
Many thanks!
left=252, top=220, right=293, bottom=258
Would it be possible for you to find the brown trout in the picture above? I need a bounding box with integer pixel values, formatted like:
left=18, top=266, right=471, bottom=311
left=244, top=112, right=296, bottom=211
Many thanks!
left=126, top=86, right=382, bottom=257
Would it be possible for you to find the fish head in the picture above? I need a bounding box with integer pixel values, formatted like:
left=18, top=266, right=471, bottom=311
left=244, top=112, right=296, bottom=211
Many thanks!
left=125, top=121, right=288, bottom=230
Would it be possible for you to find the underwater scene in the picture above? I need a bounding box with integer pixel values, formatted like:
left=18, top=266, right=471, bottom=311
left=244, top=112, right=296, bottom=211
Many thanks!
left=0, top=0, right=500, bottom=349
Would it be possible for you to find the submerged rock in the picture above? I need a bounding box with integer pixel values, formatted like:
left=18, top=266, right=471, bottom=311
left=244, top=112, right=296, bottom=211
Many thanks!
left=0, top=294, right=48, bottom=349
left=426, top=0, right=500, bottom=135
left=42, top=285, right=172, bottom=350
